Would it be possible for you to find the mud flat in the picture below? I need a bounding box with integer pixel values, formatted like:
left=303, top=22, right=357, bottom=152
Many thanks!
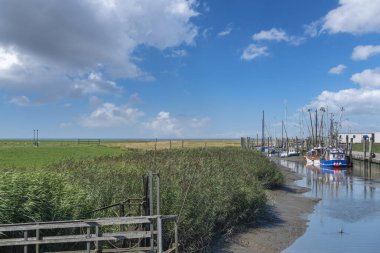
left=211, top=156, right=320, bottom=253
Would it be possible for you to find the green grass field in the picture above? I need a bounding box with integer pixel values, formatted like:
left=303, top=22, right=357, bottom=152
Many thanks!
left=352, top=143, right=380, bottom=153
left=0, top=139, right=240, bottom=168
left=0, top=140, right=127, bottom=168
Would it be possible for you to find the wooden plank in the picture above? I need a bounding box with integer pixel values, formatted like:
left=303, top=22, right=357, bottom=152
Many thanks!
left=0, top=231, right=154, bottom=246
left=44, top=247, right=155, bottom=253
left=0, top=217, right=151, bottom=232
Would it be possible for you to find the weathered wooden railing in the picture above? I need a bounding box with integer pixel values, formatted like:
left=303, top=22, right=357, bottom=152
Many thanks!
left=0, top=215, right=178, bottom=253
left=0, top=172, right=179, bottom=253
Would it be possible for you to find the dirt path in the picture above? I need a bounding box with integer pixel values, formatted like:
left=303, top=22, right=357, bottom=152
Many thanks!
left=210, top=157, right=320, bottom=253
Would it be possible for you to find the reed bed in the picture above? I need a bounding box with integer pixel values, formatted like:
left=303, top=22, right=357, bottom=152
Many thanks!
left=0, top=147, right=283, bottom=252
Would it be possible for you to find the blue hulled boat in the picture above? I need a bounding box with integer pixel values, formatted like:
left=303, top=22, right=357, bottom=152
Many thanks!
left=320, top=148, right=351, bottom=169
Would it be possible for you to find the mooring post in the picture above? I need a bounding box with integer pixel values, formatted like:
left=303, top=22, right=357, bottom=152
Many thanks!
left=369, top=133, right=374, bottom=163
left=363, top=136, right=367, bottom=160
left=345, top=135, right=349, bottom=155
left=349, top=138, right=353, bottom=163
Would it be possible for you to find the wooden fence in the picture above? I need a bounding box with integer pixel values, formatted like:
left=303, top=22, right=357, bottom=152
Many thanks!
left=0, top=215, right=178, bottom=253
left=77, top=139, right=101, bottom=145
left=0, top=172, right=179, bottom=253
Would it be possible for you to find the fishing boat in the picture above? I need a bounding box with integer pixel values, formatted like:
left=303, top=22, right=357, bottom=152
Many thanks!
left=281, top=147, right=300, bottom=157
left=304, top=146, right=324, bottom=166
left=320, top=147, right=351, bottom=169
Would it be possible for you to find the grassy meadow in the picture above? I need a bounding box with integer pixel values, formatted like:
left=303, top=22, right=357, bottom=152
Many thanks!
left=0, top=139, right=241, bottom=168
left=352, top=143, right=380, bottom=153
left=0, top=139, right=283, bottom=252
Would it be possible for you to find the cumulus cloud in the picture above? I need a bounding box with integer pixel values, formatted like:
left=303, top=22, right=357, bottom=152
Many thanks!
left=241, top=44, right=268, bottom=61
left=352, top=45, right=380, bottom=61
left=144, top=112, right=211, bottom=137
left=328, top=64, right=347, bottom=75
left=0, top=0, right=199, bottom=102
left=81, top=103, right=144, bottom=128
left=305, top=67, right=380, bottom=125
left=306, top=88, right=380, bottom=116
left=351, top=68, right=380, bottom=88
left=144, top=111, right=182, bottom=137
left=217, top=23, right=233, bottom=37
left=252, top=28, right=304, bottom=45
left=322, top=0, right=380, bottom=34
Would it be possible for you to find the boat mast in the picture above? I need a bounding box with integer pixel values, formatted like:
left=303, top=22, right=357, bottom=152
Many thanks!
left=315, top=109, right=318, bottom=147
left=308, top=109, right=314, bottom=147
left=261, top=110, right=265, bottom=148
left=281, top=120, right=284, bottom=148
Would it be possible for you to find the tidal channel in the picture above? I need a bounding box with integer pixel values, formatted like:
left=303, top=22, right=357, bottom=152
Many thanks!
left=277, top=160, right=380, bottom=253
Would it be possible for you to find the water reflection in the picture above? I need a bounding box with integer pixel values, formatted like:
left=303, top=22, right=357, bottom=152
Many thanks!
left=275, top=159, right=380, bottom=253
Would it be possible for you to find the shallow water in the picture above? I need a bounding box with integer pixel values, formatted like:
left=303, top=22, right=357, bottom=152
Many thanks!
left=277, top=160, right=380, bottom=253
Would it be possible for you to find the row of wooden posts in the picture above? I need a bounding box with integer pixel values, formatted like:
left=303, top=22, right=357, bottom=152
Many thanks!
left=240, top=136, right=301, bottom=150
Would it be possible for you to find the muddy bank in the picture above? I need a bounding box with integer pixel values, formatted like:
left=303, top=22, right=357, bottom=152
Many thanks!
left=211, top=157, right=320, bottom=253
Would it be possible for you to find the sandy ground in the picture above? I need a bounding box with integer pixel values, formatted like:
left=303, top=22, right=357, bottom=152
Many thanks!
left=210, top=156, right=320, bottom=253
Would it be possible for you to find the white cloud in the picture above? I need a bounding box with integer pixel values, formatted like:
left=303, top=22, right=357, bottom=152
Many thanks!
left=307, top=88, right=380, bottom=116
left=303, top=20, right=323, bottom=37
left=352, top=45, right=380, bottom=61
left=351, top=68, right=380, bottom=88
left=9, top=95, right=36, bottom=106
left=241, top=44, right=268, bottom=61
left=0, top=0, right=199, bottom=102
left=252, top=28, right=288, bottom=42
left=0, top=47, right=20, bottom=70
left=81, top=103, right=144, bottom=128
left=217, top=23, right=233, bottom=37
left=144, top=111, right=182, bottom=137
left=328, top=64, right=347, bottom=74
left=70, top=72, right=121, bottom=96
left=166, top=49, right=188, bottom=58
left=305, top=67, right=380, bottom=126
left=144, top=112, right=211, bottom=137
left=252, top=28, right=304, bottom=45
left=322, top=0, right=380, bottom=34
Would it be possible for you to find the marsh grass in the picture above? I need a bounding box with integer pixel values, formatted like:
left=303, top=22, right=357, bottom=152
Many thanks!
left=0, top=147, right=283, bottom=252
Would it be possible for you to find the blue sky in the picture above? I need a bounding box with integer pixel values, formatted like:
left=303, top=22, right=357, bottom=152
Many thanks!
left=1, top=0, right=380, bottom=139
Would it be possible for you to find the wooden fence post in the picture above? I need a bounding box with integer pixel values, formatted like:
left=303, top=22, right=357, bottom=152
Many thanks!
left=149, top=172, right=154, bottom=250
left=174, top=220, right=179, bottom=253
left=87, top=227, right=91, bottom=253
left=157, top=216, right=163, bottom=253
left=24, top=231, right=28, bottom=253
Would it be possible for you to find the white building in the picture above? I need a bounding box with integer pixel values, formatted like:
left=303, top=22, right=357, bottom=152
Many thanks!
left=339, top=132, right=380, bottom=144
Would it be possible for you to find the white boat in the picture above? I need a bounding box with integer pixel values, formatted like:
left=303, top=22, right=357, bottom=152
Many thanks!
left=304, top=147, right=324, bottom=166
